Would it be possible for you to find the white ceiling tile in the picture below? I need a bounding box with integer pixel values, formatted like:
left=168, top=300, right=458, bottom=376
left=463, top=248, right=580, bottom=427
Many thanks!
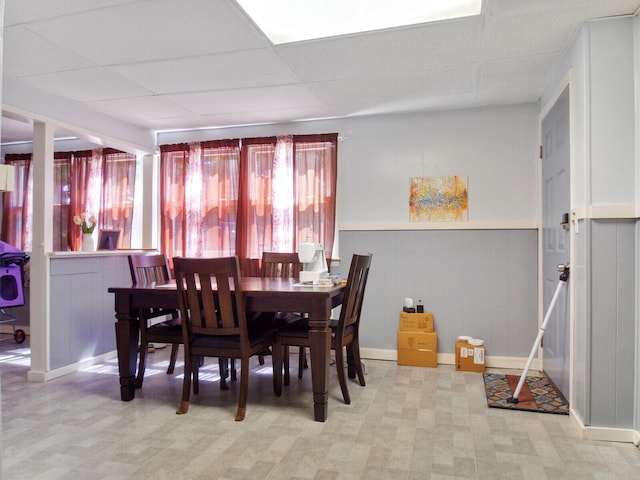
left=4, top=0, right=139, bottom=26
left=147, top=103, right=350, bottom=131
left=19, top=68, right=152, bottom=102
left=23, top=0, right=266, bottom=65
left=3, top=26, right=96, bottom=76
left=275, top=17, right=484, bottom=82
left=307, top=64, right=478, bottom=105
left=352, top=91, right=481, bottom=117
left=478, top=54, right=562, bottom=91
left=481, top=5, right=589, bottom=60
left=86, top=96, right=196, bottom=123
left=486, top=0, right=640, bottom=17
left=109, top=49, right=300, bottom=94
left=166, top=85, right=323, bottom=116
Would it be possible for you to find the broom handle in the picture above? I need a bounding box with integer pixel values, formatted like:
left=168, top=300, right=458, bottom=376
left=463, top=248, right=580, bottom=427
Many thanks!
left=511, top=277, right=567, bottom=401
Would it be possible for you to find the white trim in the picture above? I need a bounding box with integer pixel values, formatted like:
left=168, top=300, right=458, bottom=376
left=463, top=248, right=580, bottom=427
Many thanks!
left=47, top=249, right=151, bottom=258
left=340, top=220, right=537, bottom=231
left=582, top=426, right=640, bottom=445
left=360, top=348, right=541, bottom=370
left=361, top=347, right=396, bottom=361
left=27, top=350, right=118, bottom=383
left=484, top=355, right=542, bottom=371
left=571, top=204, right=639, bottom=219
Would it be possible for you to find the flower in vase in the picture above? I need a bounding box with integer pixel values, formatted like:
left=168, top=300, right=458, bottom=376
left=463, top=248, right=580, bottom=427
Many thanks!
left=73, top=213, right=97, bottom=234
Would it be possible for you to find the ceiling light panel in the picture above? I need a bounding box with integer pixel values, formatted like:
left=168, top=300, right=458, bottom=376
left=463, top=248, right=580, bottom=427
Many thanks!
left=235, top=0, right=483, bottom=44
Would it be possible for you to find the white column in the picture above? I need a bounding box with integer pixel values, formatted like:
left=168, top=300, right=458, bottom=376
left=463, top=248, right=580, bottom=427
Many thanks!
left=27, top=121, right=55, bottom=382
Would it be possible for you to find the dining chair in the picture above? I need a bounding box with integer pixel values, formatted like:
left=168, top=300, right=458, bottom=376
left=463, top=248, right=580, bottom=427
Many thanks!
left=257, top=252, right=306, bottom=370
left=128, top=253, right=182, bottom=388
left=173, top=256, right=277, bottom=421
left=261, top=251, right=303, bottom=279
left=274, top=253, right=372, bottom=404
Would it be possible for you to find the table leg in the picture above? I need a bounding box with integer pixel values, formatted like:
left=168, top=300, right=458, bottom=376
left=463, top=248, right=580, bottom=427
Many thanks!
left=113, top=293, right=139, bottom=401
left=307, top=308, right=331, bottom=422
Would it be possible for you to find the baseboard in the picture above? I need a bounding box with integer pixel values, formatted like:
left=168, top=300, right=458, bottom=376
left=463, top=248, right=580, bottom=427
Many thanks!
left=567, top=407, right=639, bottom=445
left=360, top=348, right=541, bottom=370
left=27, top=350, right=118, bottom=383
left=21, top=345, right=542, bottom=380
left=360, top=348, right=396, bottom=361
left=582, top=425, right=640, bottom=445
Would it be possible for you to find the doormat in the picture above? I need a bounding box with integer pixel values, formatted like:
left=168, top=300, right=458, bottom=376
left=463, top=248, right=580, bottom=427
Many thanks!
left=483, top=373, right=569, bottom=415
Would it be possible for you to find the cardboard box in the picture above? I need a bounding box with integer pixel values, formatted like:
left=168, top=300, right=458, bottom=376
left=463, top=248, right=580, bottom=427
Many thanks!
left=399, top=312, right=434, bottom=332
left=455, top=339, right=485, bottom=372
left=397, top=331, right=437, bottom=367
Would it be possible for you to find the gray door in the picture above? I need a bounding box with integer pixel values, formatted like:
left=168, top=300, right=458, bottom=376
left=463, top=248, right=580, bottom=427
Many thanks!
left=541, top=86, right=571, bottom=399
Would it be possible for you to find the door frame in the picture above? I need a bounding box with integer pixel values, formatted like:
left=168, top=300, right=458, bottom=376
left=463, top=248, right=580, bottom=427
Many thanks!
left=538, top=70, right=574, bottom=405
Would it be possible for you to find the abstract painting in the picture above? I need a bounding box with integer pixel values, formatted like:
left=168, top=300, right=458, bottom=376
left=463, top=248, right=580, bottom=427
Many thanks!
left=409, top=176, right=468, bottom=221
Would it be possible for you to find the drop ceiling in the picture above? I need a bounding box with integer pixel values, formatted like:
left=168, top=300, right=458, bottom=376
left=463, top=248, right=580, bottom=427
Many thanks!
left=2, top=0, right=639, bottom=144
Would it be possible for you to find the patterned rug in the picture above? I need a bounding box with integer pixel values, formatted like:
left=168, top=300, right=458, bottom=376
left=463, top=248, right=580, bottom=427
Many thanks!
left=483, top=373, right=569, bottom=415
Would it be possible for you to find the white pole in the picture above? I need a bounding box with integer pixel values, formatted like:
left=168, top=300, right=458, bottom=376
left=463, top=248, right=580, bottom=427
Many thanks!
left=510, top=275, right=568, bottom=402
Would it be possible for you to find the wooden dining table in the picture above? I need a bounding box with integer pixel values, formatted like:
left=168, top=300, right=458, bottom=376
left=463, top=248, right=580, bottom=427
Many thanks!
left=108, top=277, right=345, bottom=422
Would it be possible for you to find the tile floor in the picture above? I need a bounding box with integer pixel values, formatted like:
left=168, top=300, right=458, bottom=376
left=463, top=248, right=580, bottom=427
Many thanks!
left=1, top=336, right=639, bottom=480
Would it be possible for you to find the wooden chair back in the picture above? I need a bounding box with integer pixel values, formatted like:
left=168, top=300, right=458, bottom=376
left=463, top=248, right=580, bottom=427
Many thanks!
left=174, top=256, right=247, bottom=341
left=334, top=253, right=372, bottom=339
left=128, top=254, right=172, bottom=285
left=127, top=253, right=181, bottom=388
left=260, top=252, right=303, bottom=279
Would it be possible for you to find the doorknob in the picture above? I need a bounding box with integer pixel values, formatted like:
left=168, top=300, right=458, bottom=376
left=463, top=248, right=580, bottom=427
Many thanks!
left=560, top=213, right=570, bottom=230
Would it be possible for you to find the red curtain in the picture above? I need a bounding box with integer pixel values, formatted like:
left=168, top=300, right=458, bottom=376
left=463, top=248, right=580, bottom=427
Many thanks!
left=1, top=148, right=135, bottom=251
left=293, top=133, right=338, bottom=260
left=67, top=150, right=101, bottom=251
left=236, top=136, right=278, bottom=262
left=160, top=143, right=188, bottom=262
left=52, top=152, right=72, bottom=252
left=160, top=133, right=337, bottom=273
left=160, top=140, right=241, bottom=263
left=100, top=148, right=136, bottom=248
left=1, top=154, right=33, bottom=251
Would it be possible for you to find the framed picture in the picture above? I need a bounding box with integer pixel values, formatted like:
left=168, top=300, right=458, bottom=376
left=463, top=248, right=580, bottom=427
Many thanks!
left=409, top=175, right=468, bottom=222
left=97, top=229, right=121, bottom=250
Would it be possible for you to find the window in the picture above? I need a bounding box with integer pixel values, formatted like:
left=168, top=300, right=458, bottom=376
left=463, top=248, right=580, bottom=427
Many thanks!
left=160, top=139, right=240, bottom=261
left=160, top=134, right=337, bottom=269
left=1, top=148, right=137, bottom=251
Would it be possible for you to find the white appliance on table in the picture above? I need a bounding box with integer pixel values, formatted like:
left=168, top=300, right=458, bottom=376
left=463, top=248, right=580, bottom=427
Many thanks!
left=297, top=242, right=329, bottom=285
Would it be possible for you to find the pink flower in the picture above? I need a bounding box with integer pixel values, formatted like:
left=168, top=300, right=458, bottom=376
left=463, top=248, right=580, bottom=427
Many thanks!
left=73, top=213, right=96, bottom=234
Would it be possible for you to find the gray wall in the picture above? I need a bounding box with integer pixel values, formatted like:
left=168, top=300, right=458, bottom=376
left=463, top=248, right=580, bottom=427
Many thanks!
left=49, top=254, right=130, bottom=370
left=589, top=220, right=636, bottom=428
left=339, top=229, right=538, bottom=357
